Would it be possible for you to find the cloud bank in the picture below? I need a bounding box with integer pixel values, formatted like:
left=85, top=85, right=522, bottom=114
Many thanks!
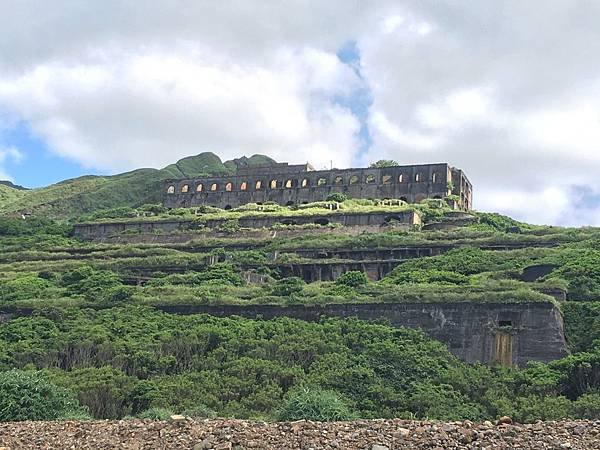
left=0, top=1, right=599, bottom=225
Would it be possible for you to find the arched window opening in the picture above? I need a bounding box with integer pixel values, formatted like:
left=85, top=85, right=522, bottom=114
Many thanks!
left=240, top=181, right=248, bottom=191
left=285, top=179, right=296, bottom=188
left=399, top=174, right=405, bottom=183
left=317, top=177, right=327, bottom=186
left=399, top=196, right=408, bottom=203
left=181, top=184, right=189, bottom=193
left=382, top=175, right=392, bottom=184
left=196, top=184, right=204, bottom=192
left=366, top=174, right=376, bottom=184
left=301, top=179, right=310, bottom=187
left=349, top=175, right=359, bottom=185
left=255, top=180, right=263, bottom=190
left=167, top=185, right=175, bottom=194
left=270, top=179, right=278, bottom=189
left=225, top=182, right=233, bottom=192
left=415, top=173, right=423, bottom=182
left=210, top=183, right=218, bottom=191
left=432, top=172, right=441, bottom=183
left=224, top=205, right=232, bottom=210
left=334, top=176, right=343, bottom=185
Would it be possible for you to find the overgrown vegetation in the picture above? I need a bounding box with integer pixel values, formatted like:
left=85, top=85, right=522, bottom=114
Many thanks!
left=1, top=308, right=599, bottom=422
left=2, top=187, right=600, bottom=422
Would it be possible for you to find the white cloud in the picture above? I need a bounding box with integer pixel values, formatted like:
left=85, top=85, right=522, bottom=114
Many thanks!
left=2, top=1, right=600, bottom=224
left=0, top=46, right=361, bottom=171
left=0, top=146, right=23, bottom=181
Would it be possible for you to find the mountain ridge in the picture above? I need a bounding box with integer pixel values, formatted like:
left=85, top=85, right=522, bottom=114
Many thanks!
left=0, top=152, right=277, bottom=219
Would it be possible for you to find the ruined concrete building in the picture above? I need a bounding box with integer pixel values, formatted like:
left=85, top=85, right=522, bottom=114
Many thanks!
left=164, top=162, right=473, bottom=210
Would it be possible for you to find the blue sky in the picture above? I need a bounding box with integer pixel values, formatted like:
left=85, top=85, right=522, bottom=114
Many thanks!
left=0, top=122, right=101, bottom=188
left=1, top=1, right=600, bottom=226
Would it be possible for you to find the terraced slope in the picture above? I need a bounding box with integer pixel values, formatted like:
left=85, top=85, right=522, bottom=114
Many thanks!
left=1, top=195, right=599, bottom=424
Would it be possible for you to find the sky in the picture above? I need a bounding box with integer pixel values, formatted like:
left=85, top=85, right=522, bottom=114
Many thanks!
left=1, top=1, right=600, bottom=226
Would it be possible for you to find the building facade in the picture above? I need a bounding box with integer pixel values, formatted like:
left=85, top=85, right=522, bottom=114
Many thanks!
left=163, top=162, right=473, bottom=210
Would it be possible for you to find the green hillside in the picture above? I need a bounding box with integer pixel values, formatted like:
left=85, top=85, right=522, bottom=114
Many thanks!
left=0, top=153, right=275, bottom=219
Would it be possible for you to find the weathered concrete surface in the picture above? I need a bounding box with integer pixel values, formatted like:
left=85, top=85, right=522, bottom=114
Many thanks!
left=72, top=210, right=420, bottom=240
left=157, top=302, right=568, bottom=366
left=0, top=301, right=567, bottom=366
left=164, top=162, right=473, bottom=211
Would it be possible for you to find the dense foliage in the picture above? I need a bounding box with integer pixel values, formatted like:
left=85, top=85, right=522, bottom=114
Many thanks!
left=0, top=370, right=87, bottom=421
left=1, top=200, right=600, bottom=422
left=0, top=307, right=598, bottom=422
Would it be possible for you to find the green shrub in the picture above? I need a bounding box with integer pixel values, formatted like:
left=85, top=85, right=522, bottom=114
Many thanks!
left=0, top=370, right=85, bottom=421
left=138, top=407, right=174, bottom=420
left=182, top=405, right=218, bottom=419
left=61, top=266, right=123, bottom=300
left=511, top=395, right=573, bottom=423
left=385, top=269, right=469, bottom=285
left=335, top=271, right=368, bottom=288
left=199, top=264, right=245, bottom=286
left=326, top=193, right=348, bottom=203
left=573, top=392, right=600, bottom=419
left=0, top=275, right=54, bottom=301
left=272, top=277, right=305, bottom=296
left=369, top=160, right=399, bottom=168
left=277, top=388, right=355, bottom=421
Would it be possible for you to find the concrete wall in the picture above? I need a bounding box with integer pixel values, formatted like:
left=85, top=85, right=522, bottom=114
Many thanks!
left=0, top=301, right=568, bottom=366
left=164, top=163, right=473, bottom=211
left=157, top=301, right=568, bottom=366
left=73, top=210, right=420, bottom=240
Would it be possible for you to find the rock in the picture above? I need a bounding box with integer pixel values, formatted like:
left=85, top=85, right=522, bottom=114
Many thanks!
left=170, top=414, right=187, bottom=424
left=497, top=416, right=513, bottom=425
left=214, top=443, right=233, bottom=450
left=396, top=427, right=410, bottom=437
left=560, top=443, right=572, bottom=449
left=482, top=420, right=493, bottom=428
left=194, top=437, right=214, bottom=450
left=290, top=419, right=305, bottom=433
left=371, top=445, right=389, bottom=450
left=573, top=425, right=586, bottom=435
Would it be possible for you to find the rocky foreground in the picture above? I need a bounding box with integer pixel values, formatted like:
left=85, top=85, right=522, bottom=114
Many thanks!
left=0, top=418, right=599, bottom=449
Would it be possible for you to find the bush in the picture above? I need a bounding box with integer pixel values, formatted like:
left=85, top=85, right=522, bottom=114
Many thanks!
left=272, top=277, right=305, bottom=296
left=573, top=392, right=600, bottom=419
left=369, top=160, right=399, bottom=168
left=326, top=193, right=348, bottom=203
left=138, top=407, right=174, bottom=420
left=335, top=271, right=368, bottom=288
left=0, top=370, right=85, bottom=421
left=182, top=405, right=217, bottom=419
left=0, top=275, right=54, bottom=301
left=384, top=269, right=469, bottom=285
left=277, top=388, right=355, bottom=422
left=62, top=266, right=123, bottom=299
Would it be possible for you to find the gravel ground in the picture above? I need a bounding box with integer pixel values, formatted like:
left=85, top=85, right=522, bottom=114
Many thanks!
left=0, top=418, right=599, bottom=449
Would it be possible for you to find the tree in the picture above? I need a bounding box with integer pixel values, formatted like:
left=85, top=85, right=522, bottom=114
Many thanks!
left=335, top=271, right=368, bottom=287
left=326, top=193, right=348, bottom=203
left=0, top=370, right=86, bottom=421
left=369, top=160, right=399, bottom=168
